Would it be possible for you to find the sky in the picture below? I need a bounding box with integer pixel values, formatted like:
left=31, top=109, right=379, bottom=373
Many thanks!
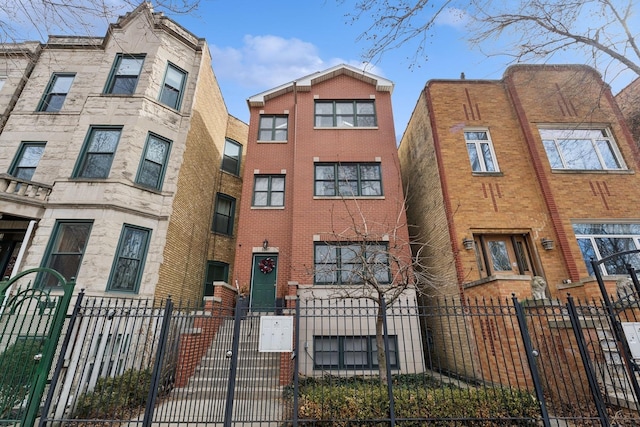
left=171, top=0, right=521, bottom=140
left=8, top=0, right=636, bottom=141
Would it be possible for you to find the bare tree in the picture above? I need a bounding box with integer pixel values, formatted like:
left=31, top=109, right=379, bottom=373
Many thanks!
left=304, top=197, right=449, bottom=382
left=345, top=0, right=640, bottom=83
left=0, top=0, right=200, bottom=43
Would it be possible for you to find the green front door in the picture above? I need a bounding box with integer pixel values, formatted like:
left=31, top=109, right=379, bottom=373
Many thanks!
left=251, top=255, right=277, bottom=311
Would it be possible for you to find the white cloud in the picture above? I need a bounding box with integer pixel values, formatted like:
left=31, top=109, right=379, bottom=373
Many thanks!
left=211, top=35, right=384, bottom=89
left=434, top=7, right=470, bottom=30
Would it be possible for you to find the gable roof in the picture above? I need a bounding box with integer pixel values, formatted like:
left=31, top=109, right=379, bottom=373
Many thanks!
left=247, top=63, right=394, bottom=107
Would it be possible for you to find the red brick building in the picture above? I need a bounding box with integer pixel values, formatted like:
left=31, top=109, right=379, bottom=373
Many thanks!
left=234, top=64, right=422, bottom=375
left=399, top=64, right=640, bottom=303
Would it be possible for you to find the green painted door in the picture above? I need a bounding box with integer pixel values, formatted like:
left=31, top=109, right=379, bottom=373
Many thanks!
left=251, top=255, right=277, bottom=311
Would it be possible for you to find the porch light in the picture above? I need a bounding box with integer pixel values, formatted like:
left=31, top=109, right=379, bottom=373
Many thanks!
left=462, top=237, right=474, bottom=250
left=263, top=239, right=269, bottom=250
left=541, top=237, right=554, bottom=251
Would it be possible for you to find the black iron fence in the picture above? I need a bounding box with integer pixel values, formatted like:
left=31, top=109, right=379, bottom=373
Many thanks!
left=7, top=289, right=639, bottom=426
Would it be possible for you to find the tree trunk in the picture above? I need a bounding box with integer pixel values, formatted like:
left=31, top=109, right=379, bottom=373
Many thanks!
left=376, top=306, right=387, bottom=384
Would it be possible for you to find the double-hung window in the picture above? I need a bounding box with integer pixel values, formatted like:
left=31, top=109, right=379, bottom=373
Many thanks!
left=253, top=175, right=285, bottom=207
left=315, top=100, right=376, bottom=127
left=104, top=54, right=145, bottom=95
left=540, top=128, right=624, bottom=170
left=10, top=142, right=46, bottom=181
left=136, top=133, right=171, bottom=190
left=258, top=115, right=288, bottom=141
left=39, top=220, right=93, bottom=287
left=159, top=63, right=187, bottom=109
left=314, top=242, right=390, bottom=285
left=37, top=73, right=74, bottom=112
left=465, top=130, right=498, bottom=172
left=315, top=163, right=382, bottom=197
left=313, top=336, right=398, bottom=370
left=213, top=193, right=235, bottom=235
left=574, top=224, right=640, bottom=276
left=74, top=126, right=122, bottom=179
left=221, top=139, right=242, bottom=175
left=107, top=225, right=151, bottom=292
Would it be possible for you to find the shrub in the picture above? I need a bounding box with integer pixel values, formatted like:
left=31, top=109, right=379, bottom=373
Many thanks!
left=0, top=338, right=44, bottom=419
left=73, top=368, right=152, bottom=420
left=297, top=375, right=539, bottom=426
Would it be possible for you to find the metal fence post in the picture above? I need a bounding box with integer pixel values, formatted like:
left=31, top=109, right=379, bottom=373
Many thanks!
left=38, top=289, right=85, bottom=426
left=224, top=294, right=243, bottom=427
left=512, top=294, right=551, bottom=427
left=566, top=295, right=610, bottom=427
left=292, top=297, right=300, bottom=427
left=380, top=298, right=396, bottom=426
left=142, top=297, right=174, bottom=427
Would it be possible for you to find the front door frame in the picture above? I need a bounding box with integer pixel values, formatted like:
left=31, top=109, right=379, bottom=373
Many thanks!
left=250, top=253, right=277, bottom=311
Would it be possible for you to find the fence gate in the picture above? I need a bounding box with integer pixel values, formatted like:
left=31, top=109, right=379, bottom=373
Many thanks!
left=0, top=268, right=75, bottom=427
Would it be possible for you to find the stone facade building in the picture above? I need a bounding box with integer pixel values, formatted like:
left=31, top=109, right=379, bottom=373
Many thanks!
left=0, top=3, right=246, bottom=302
left=399, top=64, right=640, bottom=302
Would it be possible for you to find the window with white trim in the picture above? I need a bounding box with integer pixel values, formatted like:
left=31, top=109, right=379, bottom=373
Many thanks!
left=313, top=336, right=398, bottom=370
left=574, top=223, right=640, bottom=275
left=540, top=128, right=624, bottom=170
left=465, top=130, right=499, bottom=173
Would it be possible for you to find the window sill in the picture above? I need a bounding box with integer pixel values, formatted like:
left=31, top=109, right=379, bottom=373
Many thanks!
left=471, top=171, right=504, bottom=177
left=464, top=274, right=532, bottom=289
left=257, top=140, right=288, bottom=144
left=550, top=168, right=634, bottom=175
left=313, top=126, right=378, bottom=130
left=220, top=169, right=241, bottom=178
left=313, top=196, right=385, bottom=200
left=251, top=206, right=285, bottom=210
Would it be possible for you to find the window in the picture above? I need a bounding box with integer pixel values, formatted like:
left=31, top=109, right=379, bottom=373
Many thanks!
left=465, top=130, right=498, bottom=172
left=159, top=63, right=187, bottom=109
left=204, top=261, right=229, bottom=296
left=135, top=133, right=171, bottom=190
left=107, top=225, right=151, bottom=292
left=39, top=220, right=92, bottom=287
left=104, top=54, right=144, bottom=95
left=74, top=127, right=122, bottom=179
left=9, top=142, right=45, bottom=181
left=314, top=242, right=390, bottom=285
left=474, top=234, right=535, bottom=278
left=574, top=224, right=640, bottom=276
left=37, top=73, right=74, bottom=112
left=315, top=100, right=376, bottom=127
left=221, top=139, right=242, bottom=175
left=253, top=175, right=285, bottom=207
left=315, top=163, right=382, bottom=197
left=212, top=194, right=235, bottom=235
left=258, top=115, right=288, bottom=141
left=313, top=336, right=398, bottom=370
left=540, top=128, right=624, bottom=170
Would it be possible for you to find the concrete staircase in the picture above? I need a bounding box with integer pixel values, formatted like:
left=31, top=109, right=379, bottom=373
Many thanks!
left=157, top=315, right=287, bottom=425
